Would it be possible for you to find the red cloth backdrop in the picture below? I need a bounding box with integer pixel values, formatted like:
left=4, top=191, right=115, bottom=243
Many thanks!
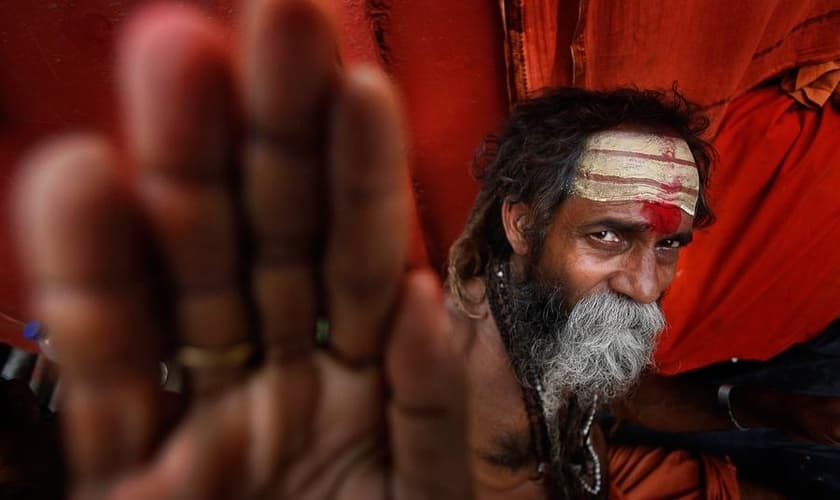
left=0, top=0, right=175, bottom=349
left=499, top=0, right=840, bottom=373
left=503, top=0, right=840, bottom=135
left=335, top=0, right=508, bottom=271
left=656, top=86, right=840, bottom=373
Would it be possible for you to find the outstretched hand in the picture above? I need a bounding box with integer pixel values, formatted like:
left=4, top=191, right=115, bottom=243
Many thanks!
left=14, top=1, right=470, bottom=498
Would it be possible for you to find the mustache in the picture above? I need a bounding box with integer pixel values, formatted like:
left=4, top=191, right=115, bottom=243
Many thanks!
left=546, top=292, right=665, bottom=400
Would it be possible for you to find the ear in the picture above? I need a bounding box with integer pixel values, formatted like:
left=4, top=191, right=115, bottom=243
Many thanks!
left=501, top=199, right=531, bottom=256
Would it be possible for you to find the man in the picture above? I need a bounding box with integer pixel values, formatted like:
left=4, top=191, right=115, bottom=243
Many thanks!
left=444, top=88, right=744, bottom=498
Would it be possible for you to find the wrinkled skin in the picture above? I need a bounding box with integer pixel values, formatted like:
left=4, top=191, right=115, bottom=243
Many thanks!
left=14, top=1, right=471, bottom=499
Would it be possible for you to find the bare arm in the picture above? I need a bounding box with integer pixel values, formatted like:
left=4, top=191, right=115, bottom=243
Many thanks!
left=614, top=372, right=840, bottom=445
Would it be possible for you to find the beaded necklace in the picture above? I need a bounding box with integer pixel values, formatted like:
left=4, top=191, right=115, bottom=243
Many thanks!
left=485, top=259, right=602, bottom=497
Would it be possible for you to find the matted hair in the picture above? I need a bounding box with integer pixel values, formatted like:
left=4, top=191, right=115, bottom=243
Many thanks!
left=446, top=87, right=715, bottom=312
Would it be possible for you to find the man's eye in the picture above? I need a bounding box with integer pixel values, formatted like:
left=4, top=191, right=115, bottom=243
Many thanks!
left=591, top=230, right=620, bottom=243
left=659, top=239, right=682, bottom=249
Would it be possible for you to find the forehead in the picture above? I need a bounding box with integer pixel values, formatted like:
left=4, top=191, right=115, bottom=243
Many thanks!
left=572, top=128, right=700, bottom=216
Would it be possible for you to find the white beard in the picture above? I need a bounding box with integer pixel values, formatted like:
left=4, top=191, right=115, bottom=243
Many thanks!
left=539, top=291, right=665, bottom=419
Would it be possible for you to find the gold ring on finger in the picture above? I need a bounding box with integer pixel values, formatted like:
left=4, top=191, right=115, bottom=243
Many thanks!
left=176, top=342, right=254, bottom=369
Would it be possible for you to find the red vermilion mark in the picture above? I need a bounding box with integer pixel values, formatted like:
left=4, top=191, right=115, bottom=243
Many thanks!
left=642, top=202, right=682, bottom=234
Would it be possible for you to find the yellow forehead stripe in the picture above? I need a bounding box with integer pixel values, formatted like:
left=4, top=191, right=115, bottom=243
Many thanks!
left=572, top=130, right=700, bottom=215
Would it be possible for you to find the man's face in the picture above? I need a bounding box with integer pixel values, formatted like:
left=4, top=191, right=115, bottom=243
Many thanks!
left=502, top=194, right=695, bottom=406
left=516, top=130, right=698, bottom=405
left=536, top=196, right=694, bottom=306
left=516, top=196, right=693, bottom=408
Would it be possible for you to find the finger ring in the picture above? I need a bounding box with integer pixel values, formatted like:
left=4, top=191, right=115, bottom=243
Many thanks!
left=314, top=318, right=381, bottom=369
left=315, top=318, right=330, bottom=347
left=177, top=342, right=254, bottom=369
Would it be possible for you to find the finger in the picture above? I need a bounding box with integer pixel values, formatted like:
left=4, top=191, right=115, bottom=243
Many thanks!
left=14, top=136, right=163, bottom=485
left=326, top=66, right=409, bottom=362
left=121, top=5, right=249, bottom=397
left=242, top=0, right=337, bottom=363
left=387, top=270, right=472, bottom=500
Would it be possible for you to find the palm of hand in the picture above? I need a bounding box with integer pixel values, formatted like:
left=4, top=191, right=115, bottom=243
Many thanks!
left=14, top=1, right=469, bottom=498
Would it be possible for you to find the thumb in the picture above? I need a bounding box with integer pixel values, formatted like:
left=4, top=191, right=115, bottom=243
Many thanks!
left=386, top=269, right=473, bottom=500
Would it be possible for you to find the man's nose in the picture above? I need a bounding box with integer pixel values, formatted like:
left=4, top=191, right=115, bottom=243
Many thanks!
left=607, top=249, right=662, bottom=304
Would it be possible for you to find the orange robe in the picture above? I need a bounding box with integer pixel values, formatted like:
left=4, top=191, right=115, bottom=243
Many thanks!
left=608, top=445, right=740, bottom=499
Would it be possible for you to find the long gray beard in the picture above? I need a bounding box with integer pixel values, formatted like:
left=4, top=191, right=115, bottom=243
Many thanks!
left=540, top=292, right=665, bottom=415
left=507, top=283, right=665, bottom=417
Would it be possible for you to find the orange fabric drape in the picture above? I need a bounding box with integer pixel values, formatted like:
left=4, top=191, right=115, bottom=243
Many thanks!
left=608, top=445, right=740, bottom=499
left=782, top=59, right=840, bottom=107
left=503, top=0, right=840, bottom=135
left=656, top=86, right=840, bottom=373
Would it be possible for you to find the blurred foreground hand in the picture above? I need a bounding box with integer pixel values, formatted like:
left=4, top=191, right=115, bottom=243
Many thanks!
left=14, top=1, right=470, bottom=498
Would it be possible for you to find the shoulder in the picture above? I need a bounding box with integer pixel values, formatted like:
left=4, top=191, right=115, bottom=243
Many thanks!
left=445, top=277, right=489, bottom=319
left=446, top=277, right=498, bottom=345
